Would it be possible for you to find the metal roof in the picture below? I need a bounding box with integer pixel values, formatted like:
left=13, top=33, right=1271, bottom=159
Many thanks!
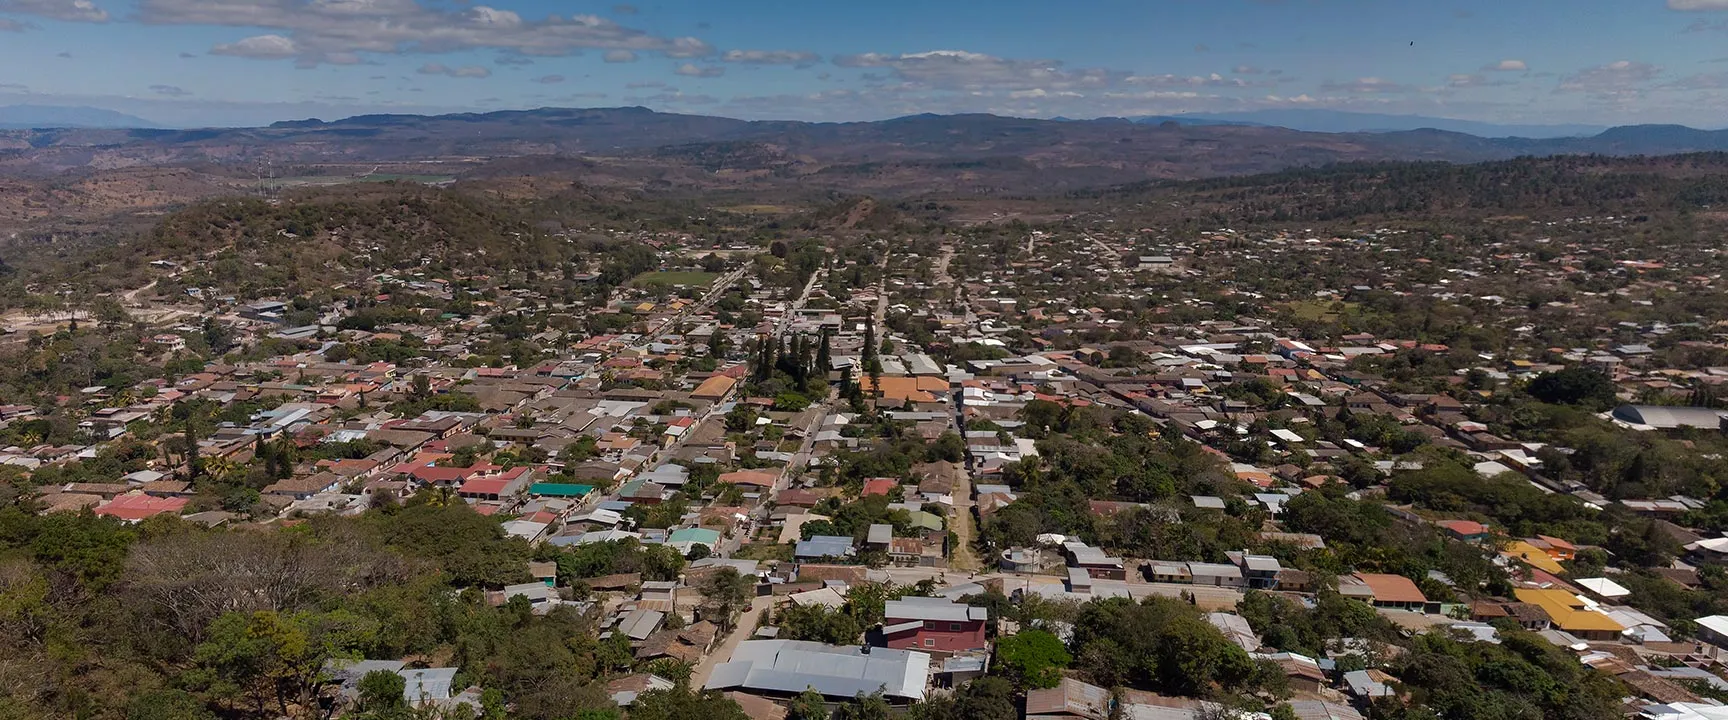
left=883, top=597, right=986, bottom=623
left=796, top=536, right=856, bottom=558
left=703, top=640, right=930, bottom=700
left=1612, top=404, right=1728, bottom=429
left=401, top=667, right=458, bottom=703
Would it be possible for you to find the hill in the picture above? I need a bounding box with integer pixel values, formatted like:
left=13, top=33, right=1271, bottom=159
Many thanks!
left=1151, top=109, right=1607, bottom=138
left=0, top=104, right=163, bottom=129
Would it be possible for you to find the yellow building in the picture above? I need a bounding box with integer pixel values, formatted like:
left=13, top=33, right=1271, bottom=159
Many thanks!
left=1501, top=540, right=1566, bottom=575
left=1514, top=588, right=1624, bottom=641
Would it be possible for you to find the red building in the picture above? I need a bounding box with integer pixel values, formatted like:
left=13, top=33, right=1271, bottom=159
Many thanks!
left=879, top=597, right=988, bottom=656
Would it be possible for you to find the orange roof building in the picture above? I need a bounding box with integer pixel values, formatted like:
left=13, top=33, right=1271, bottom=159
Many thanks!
left=860, top=375, right=949, bottom=402
left=691, top=375, right=738, bottom=401
left=1351, top=573, right=1428, bottom=610
left=718, top=470, right=778, bottom=488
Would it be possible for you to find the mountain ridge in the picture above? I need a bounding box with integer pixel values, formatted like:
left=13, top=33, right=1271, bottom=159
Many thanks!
left=0, top=104, right=164, bottom=130
left=7, top=107, right=1728, bottom=199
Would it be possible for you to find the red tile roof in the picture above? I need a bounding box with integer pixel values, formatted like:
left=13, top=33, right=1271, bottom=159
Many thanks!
left=93, top=492, right=188, bottom=521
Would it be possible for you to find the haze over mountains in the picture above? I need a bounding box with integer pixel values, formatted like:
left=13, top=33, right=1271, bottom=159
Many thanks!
left=0, top=105, right=164, bottom=130
left=1134, top=110, right=1611, bottom=139
left=8, top=106, right=1728, bottom=199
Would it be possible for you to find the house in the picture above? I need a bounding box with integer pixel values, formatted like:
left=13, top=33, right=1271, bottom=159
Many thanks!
left=1436, top=520, right=1489, bottom=542
left=1471, top=601, right=1551, bottom=631
left=888, top=537, right=926, bottom=567
left=1145, top=561, right=1193, bottom=585
left=1206, top=612, right=1261, bottom=653
left=703, top=640, right=931, bottom=702
left=1343, top=573, right=1428, bottom=611
left=718, top=470, right=779, bottom=489
left=1062, top=542, right=1126, bottom=580
left=879, top=597, right=988, bottom=656
left=865, top=524, right=893, bottom=550
left=93, top=491, right=188, bottom=522
left=1501, top=540, right=1567, bottom=574
left=263, top=472, right=342, bottom=500
left=1527, top=534, right=1577, bottom=561
left=667, top=527, right=722, bottom=556
left=501, top=582, right=558, bottom=613
left=1188, top=562, right=1246, bottom=588
left=1025, top=677, right=1111, bottom=720
left=1342, top=669, right=1395, bottom=699
left=1233, top=551, right=1282, bottom=590
left=690, top=375, right=738, bottom=402
left=1696, top=615, right=1728, bottom=647
left=1514, top=588, right=1625, bottom=641
left=796, top=536, right=856, bottom=561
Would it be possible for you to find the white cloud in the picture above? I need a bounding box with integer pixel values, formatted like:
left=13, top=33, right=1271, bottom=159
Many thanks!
left=1233, top=65, right=1264, bottom=75
left=1484, top=59, right=1527, bottom=72
left=418, top=62, right=491, bottom=78
left=149, top=84, right=190, bottom=96
left=1670, top=0, right=1728, bottom=9
left=534, top=75, right=564, bottom=84
left=1125, top=72, right=1263, bottom=88
left=0, top=0, right=106, bottom=22
left=833, top=50, right=1114, bottom=91
left=1318, top=77, right=1413, bottom=94
left=721, top=49, right=821, bottom=67
left=603, top=49, right=638, bottom=63
left=136, top=0, right=713, bottom=66
left=1559, top=60, right=1661, bottom=99
left=674, top=63, right=724, bottom=78
left=211, top=34, right=299, bottom=59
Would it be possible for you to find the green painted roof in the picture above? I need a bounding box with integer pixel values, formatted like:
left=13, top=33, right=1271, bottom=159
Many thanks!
left=529, top=482, right=594, bottom=498
left=667, top=527, right=722, bottom=545
left=907, top=511, right=945, bottom=531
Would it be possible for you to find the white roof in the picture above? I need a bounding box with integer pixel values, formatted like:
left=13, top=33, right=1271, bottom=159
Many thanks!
left=1576, top=577, right=1631, bottom=599
left=1694, top=615, right=1728, bottom=638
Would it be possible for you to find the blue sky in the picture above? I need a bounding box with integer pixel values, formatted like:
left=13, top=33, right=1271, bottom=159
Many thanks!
left=1, top=0, right=1726, bottom=126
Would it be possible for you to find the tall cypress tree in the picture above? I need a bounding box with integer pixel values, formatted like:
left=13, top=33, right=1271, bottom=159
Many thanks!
left=816, top=330, right=833, bottom=383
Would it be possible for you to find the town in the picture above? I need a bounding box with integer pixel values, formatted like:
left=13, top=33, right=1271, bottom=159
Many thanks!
left=3, top=180, right=1728, bottom=720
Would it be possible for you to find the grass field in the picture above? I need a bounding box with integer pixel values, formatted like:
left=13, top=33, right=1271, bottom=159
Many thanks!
left=1286, top=300, right=1356, bottom=322
left=632, top=271, right=718, bottom=287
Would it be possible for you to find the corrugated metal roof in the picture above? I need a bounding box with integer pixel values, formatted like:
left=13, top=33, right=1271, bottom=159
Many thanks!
left=704, top=640, right=929, bottom=700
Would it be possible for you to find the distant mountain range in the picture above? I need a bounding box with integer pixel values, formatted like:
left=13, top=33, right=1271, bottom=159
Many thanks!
left=1130, top=109, right=1611, bottom=139
left=9, top=106, right=1728, bottom=195
left=0, top=105, right=163, bottom=130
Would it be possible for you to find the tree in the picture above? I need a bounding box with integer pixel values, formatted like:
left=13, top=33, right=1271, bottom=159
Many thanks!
left=787, top=687, right=829, bottom=720
left=698, top=567, right=756, bottom=634
left=833, top=691, right=891, bottom=720
left=993, top=628, right=1071, bottom=689
left=628, top=686, right=749, bottom=720
left=1527, top=367, right=1617, bottom=409
left=777, top=604, right=862, bottom=645
left=127, top=689, right=217, bottom=720
left=359, top=669, right=408, bottom=711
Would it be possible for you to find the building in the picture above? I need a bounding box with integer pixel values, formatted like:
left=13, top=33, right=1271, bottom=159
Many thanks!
left=703, top=640, right=930, bottom=702
left=796, top=536, right=856, bottom=561
left=1188, top=562, right=1246, bottom=588
left=879, top=597, right=988, bottom=655
left=1514, top=588, right=1626, bottom=641
left=1693, top=615, right=1728, bottom=647
left=1610, top=405, right=1728, bottom=430
left=1025, top=677, right=1112, bottom=720
left=1436, top=520, right=1489, bottom=542
left=1343, top=573, right=1428, bottom=611
left=1062, top=542, right=1126, bottom=580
